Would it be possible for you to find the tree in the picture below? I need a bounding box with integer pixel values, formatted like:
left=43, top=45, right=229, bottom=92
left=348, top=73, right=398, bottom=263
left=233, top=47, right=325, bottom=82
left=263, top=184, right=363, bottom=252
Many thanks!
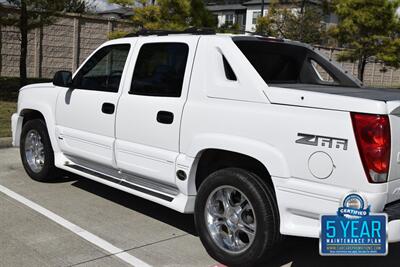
left=330, top=0, right=400, bottom=82
left=158, top=0, right=191, bottom=30
left=0, top=0, right=66, bottom=86
left=255, top=0, right=326, bottom=44
left=130, top=0, right=162, bottom=30
left=190, top=0, right=216, bottom=28
left=255, top=1, right=281, bottom=36
left=218, top=22, right=240, bottom=34
left=284, top=4, right=326, bottom=44
left=109, top=0, right=216, bottom=30
left=64, top=0, right=90, bottom=13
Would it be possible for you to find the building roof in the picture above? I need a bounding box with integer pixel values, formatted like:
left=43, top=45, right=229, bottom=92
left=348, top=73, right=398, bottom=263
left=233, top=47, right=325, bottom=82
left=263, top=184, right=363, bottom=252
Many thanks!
left=242, top=0, right=321, bottom=5
left=96, top=7, right=134, bottom=16
left=242, top=0, right=272, bottom=5
left=206, top=4, right=247, bottom=12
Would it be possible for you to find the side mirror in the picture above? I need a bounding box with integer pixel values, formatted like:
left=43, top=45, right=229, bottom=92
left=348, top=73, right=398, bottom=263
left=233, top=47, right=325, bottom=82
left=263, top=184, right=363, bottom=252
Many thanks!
left=53, top=71, right=73, bottom=87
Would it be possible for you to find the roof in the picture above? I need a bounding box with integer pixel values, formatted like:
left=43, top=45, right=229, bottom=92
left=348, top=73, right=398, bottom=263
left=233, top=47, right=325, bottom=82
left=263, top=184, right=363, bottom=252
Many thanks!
left=96, top=7, right=134, bottom=16
left=242, top=0, right=321, bottom=5
left=242, top=0, right=273, bottom=5
left=206, top=4, right=247, bottom=12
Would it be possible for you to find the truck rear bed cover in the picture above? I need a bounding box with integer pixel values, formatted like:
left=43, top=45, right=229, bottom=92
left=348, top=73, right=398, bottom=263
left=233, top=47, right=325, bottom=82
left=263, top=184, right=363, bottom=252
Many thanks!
left=274, top=84, right=400, bottom=102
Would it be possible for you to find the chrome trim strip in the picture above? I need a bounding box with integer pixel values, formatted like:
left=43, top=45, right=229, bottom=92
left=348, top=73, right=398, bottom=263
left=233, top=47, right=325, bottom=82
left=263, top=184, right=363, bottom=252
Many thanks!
left=64, top=155, right=179, bottom=200
left=65, top=164, right=174, bottom=202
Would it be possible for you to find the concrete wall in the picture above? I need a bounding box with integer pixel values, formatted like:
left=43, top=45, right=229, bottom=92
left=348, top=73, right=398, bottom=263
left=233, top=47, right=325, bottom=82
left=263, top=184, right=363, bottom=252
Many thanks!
left=314, top=46, right=400, bottom=87
left=0, top=12, right=134, bottom=79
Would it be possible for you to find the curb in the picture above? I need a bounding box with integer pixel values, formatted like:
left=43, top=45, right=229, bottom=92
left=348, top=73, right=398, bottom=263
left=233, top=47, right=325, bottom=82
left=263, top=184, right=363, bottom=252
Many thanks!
left=0, top=137, right=12, bottom=149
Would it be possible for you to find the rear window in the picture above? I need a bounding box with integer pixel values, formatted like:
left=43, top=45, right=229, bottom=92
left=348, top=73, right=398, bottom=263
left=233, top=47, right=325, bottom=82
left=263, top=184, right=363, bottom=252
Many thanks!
left=234, top=39, right=358, bottom=87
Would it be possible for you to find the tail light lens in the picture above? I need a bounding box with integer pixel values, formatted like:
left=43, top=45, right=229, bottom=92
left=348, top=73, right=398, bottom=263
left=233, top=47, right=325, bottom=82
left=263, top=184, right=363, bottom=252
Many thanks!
left=351, top=113, right=391, bottom=183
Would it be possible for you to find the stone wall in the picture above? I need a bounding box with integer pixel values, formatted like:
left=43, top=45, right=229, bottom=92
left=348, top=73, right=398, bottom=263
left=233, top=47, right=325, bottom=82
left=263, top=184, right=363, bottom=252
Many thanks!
left=314, top=46, right=400, bottom=87
left=0, top=12, right=134, bottom=79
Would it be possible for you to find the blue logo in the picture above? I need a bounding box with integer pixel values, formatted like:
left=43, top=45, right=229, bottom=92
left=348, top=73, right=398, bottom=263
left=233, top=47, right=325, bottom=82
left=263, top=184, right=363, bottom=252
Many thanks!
left=337, top=193, right=371, bottom=218
left=320, top=193, right=388, bottom=256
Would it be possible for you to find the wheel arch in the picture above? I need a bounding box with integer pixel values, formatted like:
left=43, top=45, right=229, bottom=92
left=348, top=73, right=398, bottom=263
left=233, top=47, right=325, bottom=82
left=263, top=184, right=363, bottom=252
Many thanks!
left=185, top=134, right=290, bottom=194
left=194, top=149, right=275, bottom=192
left=20, top=109, right=45, bottom=124
left=16, top=106, right=59, bottom=153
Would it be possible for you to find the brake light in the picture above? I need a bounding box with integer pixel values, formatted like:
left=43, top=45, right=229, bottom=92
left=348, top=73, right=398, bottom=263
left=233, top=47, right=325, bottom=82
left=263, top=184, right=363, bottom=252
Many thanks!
left=351, top=113, right=391, bottom=183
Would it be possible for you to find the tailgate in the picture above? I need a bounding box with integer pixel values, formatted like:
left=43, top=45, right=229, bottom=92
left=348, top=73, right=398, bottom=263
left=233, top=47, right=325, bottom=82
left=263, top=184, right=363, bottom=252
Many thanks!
left=387, top=100, right=400, bottom=182
left=387, top=101, right=400, bottom=202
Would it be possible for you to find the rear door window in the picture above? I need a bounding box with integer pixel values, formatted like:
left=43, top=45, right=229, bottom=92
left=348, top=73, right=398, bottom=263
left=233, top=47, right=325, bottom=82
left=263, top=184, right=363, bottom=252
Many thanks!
left=129, top=43, right=189, bottom=97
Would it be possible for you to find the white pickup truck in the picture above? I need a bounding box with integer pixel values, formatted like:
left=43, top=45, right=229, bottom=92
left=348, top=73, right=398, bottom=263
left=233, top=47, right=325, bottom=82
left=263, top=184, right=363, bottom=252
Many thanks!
left=11, top=29, right=400, bottom=266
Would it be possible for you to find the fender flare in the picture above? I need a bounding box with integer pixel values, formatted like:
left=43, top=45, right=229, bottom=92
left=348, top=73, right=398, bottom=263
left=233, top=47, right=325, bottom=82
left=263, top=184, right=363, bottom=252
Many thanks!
left=18, top=103, right=60, bottom=153
left=186, top=133, right=291, bottom=179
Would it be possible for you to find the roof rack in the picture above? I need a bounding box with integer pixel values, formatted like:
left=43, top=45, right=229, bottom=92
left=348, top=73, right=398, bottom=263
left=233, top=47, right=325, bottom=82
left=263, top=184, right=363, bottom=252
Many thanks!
left=125, top=27, right=216, bottom=37
left=244, top=31, right=284, bottom=41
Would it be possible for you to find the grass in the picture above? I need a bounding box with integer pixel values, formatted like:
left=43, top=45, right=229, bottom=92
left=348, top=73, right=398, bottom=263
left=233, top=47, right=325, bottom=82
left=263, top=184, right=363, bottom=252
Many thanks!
left=0, top=101, right=17, bottom=137
left=0, top=77, right=51, bottom=137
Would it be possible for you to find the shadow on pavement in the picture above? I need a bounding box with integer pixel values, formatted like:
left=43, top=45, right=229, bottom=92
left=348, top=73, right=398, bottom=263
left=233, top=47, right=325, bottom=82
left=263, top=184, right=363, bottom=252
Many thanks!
left=263, top=237, right=399, bottom=267
left=68, top=175, right=400, bottom=267
left=70, top=176, right=198, bottom=236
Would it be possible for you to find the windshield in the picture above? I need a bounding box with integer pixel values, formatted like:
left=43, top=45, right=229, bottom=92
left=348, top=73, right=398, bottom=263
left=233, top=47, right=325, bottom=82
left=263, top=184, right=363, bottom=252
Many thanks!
left=233, top=38, right=360, bottom=88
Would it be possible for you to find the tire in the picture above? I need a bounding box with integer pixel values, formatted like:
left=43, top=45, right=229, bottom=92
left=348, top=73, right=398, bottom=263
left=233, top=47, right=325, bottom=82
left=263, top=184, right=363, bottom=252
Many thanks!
left=20, top=119, right=59, bottom=182
left=195, top=168, right=281, bottom=267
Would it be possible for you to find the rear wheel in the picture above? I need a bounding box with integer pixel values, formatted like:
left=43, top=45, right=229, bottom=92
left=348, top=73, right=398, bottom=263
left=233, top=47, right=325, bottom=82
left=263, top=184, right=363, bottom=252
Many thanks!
left=20, top=119, right=59, bottom=182
left=195, top=168, right=281, bottom=267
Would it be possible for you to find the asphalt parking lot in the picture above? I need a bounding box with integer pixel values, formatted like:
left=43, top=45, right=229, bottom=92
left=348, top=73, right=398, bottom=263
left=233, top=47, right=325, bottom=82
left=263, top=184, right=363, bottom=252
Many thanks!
left=0, top=147, right=399, bottom=267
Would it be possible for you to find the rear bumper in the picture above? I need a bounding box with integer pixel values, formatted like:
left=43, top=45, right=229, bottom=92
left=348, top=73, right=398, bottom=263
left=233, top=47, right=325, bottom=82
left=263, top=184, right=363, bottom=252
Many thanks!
left=388, top=220, right=400, bottom=243
left=273, top=177, right=400, bottom=243
left=384, top=200, right=400, bottom=243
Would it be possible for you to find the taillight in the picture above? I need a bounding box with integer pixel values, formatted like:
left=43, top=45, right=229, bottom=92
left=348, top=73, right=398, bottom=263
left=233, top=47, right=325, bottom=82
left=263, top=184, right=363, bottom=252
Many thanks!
left=351, top=113, right=391, bottom=183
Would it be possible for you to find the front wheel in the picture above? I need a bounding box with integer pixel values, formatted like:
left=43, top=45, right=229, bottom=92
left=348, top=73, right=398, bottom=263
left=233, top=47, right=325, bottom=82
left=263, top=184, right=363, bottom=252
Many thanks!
left=195, top=168, right=281, bottom=267
left=20, top=119, right=59, bottom=182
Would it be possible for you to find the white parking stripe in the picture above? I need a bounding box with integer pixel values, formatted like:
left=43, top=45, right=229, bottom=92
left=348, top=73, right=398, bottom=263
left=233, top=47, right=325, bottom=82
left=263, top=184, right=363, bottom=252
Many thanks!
left=0, top=184, right=152, bottom=267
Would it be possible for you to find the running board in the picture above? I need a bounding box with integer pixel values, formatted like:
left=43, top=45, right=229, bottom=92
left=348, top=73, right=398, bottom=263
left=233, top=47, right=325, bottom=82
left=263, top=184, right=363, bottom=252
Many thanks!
left=64, top=163, right=176, bottom=202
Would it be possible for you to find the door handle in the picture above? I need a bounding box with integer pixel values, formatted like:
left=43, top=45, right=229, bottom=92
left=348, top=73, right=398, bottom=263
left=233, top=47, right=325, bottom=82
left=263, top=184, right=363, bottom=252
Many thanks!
left=102, top=102, right=115, bottom=114
left=157, top=111, right=174, bottom=124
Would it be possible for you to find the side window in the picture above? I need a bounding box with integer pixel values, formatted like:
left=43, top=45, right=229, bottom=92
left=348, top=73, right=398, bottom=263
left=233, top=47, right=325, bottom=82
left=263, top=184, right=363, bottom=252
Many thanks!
left=130, top=43, right=189, bottom=97
left=310, top=59, right=335, bottom=83
left=252, top=11, right=261, bottom=24
left=73, top=44, right=130, bottom=93
left=225, top=14, right=234, bottom=25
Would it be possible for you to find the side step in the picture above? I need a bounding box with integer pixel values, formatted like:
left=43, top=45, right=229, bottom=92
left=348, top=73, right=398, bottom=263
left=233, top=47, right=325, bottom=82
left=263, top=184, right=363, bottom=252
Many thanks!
left=65, top=163, right=177, bottom=202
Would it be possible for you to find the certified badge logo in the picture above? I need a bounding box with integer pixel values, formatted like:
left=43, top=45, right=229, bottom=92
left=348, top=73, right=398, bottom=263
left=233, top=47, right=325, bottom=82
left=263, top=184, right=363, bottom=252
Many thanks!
left=320, top=192, right=388, bottom=256
left=337, top=193, right=370, bottom=219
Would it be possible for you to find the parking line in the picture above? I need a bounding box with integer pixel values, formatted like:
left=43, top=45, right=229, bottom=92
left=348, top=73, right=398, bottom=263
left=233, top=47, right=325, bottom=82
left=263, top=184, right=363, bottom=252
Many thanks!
left=0, top=184, right=152, bottom=267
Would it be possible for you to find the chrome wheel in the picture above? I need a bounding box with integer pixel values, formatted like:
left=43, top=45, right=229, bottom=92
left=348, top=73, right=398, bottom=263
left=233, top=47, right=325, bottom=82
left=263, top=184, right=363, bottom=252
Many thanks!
left=205, top=186, right=257, bottom=254
left=24, top=129, right=45, bottom=173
